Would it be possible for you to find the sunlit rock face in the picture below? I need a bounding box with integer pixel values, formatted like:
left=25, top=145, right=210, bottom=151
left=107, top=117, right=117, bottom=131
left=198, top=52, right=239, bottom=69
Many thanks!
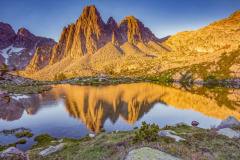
left=44, top=5, right=161, bottom=65
left=0, top=23, right=56, bottom=70
left=23, top=5, right=170, bottom=77
left=25, top=46, right=53, bottom=74
left=164, top=10, right=240, bottom=54
left=39, top=83, right=240, bottom=133
left=118, top=16, right=159, bottom=45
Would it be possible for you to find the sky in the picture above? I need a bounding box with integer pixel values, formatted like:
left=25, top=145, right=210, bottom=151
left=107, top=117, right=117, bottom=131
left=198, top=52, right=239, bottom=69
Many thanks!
left=0, top=0, right=240, bottom=42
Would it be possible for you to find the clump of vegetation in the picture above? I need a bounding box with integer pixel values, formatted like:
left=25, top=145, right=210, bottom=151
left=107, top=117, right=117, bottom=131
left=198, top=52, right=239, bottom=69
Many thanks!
left=0, top=139, right=27, bottom=152
left=100, top=129, right=106, bottom=132
left=53, top=73, right=67, bottom=81
left=32, top=133, right=57, bottom=149
left=17, top=139, right=27, bottom=144
left=15, top=131, right=34, bottom=138
left=0, top=128, right=31, bottom=136
left=132, top=121, right=160, bottom=143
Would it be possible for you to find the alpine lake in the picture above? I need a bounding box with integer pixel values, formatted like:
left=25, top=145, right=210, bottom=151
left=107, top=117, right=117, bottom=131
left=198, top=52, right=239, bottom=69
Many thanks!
left=1, top=81, right=240, bottom=152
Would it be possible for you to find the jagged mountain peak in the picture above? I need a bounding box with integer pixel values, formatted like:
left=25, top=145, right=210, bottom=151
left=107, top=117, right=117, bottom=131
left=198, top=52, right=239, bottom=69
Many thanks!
left=0, top=22, right=16, bottom=50
left=17, top=28, right=32, bottom=36
left=107, top=17, right=117, bottom=26
left=106, top=17, right=118, bottom=33
left=118, top=15, right=158, bottom=44
left=119, top=15, right=138, bottom=23
left=79, top=5, right=103, bottom=22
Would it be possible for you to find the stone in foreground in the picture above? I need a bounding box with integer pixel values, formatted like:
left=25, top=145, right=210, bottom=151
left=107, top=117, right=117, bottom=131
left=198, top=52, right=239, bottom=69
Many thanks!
left=217, top=128, right=240, bottom=138
left=158, top=130, right=185, bottom=142
left=218, top=116, right=240, bottom=128
left=38, top=143, right=65, bottom=156
left=0, top=147, right=29, bottom=160
left=126, top=147, right=181, bottom=160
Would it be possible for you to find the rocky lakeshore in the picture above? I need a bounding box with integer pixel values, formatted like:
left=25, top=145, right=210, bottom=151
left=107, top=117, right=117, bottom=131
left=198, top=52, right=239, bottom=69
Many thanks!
left=1, top=116, right=240, bottom=160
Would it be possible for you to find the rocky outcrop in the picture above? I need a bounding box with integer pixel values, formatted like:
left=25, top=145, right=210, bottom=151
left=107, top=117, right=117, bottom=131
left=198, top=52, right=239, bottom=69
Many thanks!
left=0, top=24, right=56, bottom=70
left=25, top=46, right=53, bottom=74
left=126, top=147, right=181, bottom=160
left=49, top=23, right=75, bottom=65
left=70, top=5, right=107, bottom=57
left=218, top=116, right=240, bottom=128
left=217, top=128, right=240, bottom=138
left=158, top=130, right=185, bottom=142
left=38, top=143, right=65, bottom=156
left=0, top=22, right=16, bottom=50
left=164, top=10, right=240, bottom=54
left=0, top=147, right=29, bottom=160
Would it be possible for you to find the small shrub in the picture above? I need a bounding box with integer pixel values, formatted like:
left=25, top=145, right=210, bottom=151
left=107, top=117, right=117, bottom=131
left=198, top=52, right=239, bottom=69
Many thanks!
left=133, top=127, right=138, bottom=129
left=53, top=73, right=67, bottom=81
left=132, top=121, right=160, bottom=143
left=100, top=129, right=106, bottom=133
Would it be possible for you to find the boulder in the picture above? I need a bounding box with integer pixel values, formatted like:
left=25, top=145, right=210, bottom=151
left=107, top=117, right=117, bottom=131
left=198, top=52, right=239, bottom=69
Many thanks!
left=191, top=121, right=199, bottom=127
left=38, top=143, right=65, bottom=156
left=158, top=130, right=185, bottom=142
left=217, top=128, right=240, bottom=138
left=126, top=147, right=181, bottom=160
left=0, top=147, right=29, bottom=160
left=89, top=134, right=95, bottom=138
left=218, top=116, right=240, bottom=128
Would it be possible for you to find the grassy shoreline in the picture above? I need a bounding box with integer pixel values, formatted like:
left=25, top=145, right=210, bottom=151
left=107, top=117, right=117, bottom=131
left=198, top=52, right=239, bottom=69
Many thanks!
left=1, top=124, right=239, bottom=160
left=1, top=74, right=240, bottom=96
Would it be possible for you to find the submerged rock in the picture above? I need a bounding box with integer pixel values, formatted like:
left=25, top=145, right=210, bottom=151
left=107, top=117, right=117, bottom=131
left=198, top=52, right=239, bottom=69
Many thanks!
left=0, top=147, right=29, bottom=160
left=217, top=128, right=240, bottom=138
left=38, top=143, right=65, bottom=156
left=126, top=147, right=181, bottom=160
left=158, top=130, right=185, bottom=142
left=218, top=116, right=240, bottom=128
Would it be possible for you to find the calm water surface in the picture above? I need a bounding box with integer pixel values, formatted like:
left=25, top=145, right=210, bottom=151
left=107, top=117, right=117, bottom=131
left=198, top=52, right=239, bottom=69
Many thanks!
left=0, top=83, right=240, bottom=151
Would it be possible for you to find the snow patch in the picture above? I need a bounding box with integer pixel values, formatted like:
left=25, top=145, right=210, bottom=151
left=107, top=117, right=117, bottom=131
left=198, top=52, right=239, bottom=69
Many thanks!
left=0, top=45, right=25, bottom=64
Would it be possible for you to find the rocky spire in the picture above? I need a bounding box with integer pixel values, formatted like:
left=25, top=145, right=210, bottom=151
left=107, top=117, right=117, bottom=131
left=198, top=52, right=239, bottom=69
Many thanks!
left=118, top=16, right=158, bottom=44
left=69, top=5, right=108, bottom=58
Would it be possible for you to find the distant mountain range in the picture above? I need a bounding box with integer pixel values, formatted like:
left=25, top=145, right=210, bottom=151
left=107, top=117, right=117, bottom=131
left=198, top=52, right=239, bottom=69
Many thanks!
left=0, top=23, right=56, bottom=70
left=0, top=5, right=240, bottom=80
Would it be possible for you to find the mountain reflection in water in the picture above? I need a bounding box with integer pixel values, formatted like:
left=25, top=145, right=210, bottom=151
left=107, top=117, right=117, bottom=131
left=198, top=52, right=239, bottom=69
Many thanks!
left=1, top=83, right=240, bottom=133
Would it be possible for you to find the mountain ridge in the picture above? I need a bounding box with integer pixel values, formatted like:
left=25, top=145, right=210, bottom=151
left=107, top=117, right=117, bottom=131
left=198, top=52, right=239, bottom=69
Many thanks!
left=19, top=7, right=240, bottom=80
left=0, top=22, right=56, bottom=70
left=25, top=5, right=166, bottom=75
